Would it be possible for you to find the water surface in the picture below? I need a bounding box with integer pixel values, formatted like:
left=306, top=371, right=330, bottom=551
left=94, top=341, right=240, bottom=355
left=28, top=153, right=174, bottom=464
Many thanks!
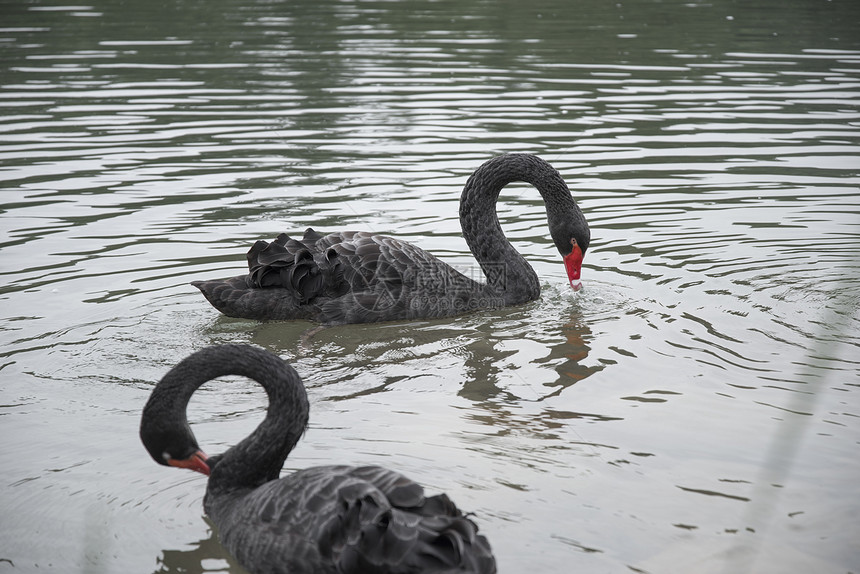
left=2, top=0, right=859, bottom=572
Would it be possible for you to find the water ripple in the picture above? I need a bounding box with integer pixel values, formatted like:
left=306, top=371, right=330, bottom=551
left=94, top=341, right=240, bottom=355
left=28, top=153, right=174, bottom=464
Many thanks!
left=2, top=1, right=860, bottom=572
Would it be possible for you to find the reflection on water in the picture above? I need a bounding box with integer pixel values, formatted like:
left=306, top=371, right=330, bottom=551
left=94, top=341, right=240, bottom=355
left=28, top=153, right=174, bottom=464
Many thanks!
left=1, top=0, right=859, bottom=572
left=154, top=520, right=245, bottom=574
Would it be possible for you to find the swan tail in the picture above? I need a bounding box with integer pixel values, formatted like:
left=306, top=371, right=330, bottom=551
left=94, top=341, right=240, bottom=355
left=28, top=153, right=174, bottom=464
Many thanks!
left=191, top=276, right=313, bottom=321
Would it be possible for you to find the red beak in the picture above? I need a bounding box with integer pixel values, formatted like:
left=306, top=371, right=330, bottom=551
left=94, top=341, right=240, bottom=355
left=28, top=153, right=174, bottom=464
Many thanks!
left=168, top=450, right=210, bottom=476
left=563, top=240, right=584, bottom=291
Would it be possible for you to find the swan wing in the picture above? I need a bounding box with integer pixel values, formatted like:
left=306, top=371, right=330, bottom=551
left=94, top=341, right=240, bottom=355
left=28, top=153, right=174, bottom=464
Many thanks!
left=209, top=465, right=495, bottom=573
left=248, top=229, right=464, bottom=323
left=331, top=465, right=496, bottom=573
left=195, top=228, right=483, bottom=323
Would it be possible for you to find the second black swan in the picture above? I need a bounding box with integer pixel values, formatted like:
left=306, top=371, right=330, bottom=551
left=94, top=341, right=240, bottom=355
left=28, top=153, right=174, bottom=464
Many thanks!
left=192, top=153, right=590, bottom=324
left=140, top=344, right=496, bottom=573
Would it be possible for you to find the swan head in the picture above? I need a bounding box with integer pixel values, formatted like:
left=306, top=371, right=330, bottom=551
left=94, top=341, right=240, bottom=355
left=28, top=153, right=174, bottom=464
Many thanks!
left=141, top=418, right=211, bottom=476
left=547, top=201, right=590, bottom=291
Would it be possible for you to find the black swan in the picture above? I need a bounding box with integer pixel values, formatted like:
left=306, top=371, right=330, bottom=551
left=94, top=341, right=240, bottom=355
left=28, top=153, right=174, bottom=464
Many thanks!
left=193, top=153, right=590, bottom=324
left=140, top=344, right=496, bottom=574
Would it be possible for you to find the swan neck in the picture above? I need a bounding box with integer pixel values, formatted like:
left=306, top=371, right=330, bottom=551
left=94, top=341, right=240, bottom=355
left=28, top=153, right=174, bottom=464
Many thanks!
left=459, top=154, right=577, bottom=303
left=158, top=345, right=308, bottom=494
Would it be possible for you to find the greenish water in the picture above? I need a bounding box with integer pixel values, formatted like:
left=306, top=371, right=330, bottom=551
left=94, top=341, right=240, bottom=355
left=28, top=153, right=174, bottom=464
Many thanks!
left=1, top=0, right=859, bottom=572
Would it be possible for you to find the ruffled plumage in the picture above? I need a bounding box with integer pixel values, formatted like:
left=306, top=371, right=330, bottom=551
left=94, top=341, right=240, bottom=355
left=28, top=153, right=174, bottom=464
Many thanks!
left=208, top=465, right=495, bottom=574
left=194, top=228, right=484, bottom=324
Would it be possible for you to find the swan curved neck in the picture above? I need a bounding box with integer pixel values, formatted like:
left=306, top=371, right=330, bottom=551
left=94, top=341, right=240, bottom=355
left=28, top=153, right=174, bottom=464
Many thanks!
left=155, top=345, right=308, bottom=494
left=459, top=154, right=581, bottom=304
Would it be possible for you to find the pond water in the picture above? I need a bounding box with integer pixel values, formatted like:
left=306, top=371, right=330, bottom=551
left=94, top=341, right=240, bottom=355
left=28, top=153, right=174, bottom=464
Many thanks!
left=1, top=0, right=859, bottom=572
